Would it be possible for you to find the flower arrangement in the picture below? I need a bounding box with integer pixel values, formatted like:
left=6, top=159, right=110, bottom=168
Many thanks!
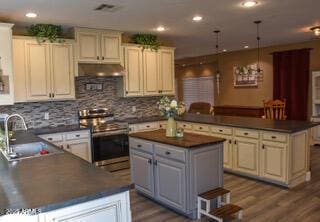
left=158, top=97, right=185, bottom=118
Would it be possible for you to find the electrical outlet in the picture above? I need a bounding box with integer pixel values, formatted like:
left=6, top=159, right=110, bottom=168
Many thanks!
left=44, top=112, right=50, bottom=120
left=132, top=106, right=136, bottom=113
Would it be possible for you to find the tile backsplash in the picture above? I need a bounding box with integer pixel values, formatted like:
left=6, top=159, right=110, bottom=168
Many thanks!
left=0, top=76, right=161, bottom=128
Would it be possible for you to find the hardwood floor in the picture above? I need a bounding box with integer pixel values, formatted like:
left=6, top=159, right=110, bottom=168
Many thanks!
left=112, top=146, right=320, bottom=222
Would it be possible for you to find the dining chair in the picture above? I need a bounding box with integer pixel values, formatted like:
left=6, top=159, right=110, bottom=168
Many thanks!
left=188, top=102, right=212, bottom=115
left=262, top=99, right=287, bottom=120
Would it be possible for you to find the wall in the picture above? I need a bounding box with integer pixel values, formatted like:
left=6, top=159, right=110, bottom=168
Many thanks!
left=0, top=77, right=161, bottom=128
left=176, top=39, right=320, bottom=117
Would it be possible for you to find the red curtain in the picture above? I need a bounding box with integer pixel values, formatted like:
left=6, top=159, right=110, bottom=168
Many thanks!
left=273, top=48, right=310, bottom=120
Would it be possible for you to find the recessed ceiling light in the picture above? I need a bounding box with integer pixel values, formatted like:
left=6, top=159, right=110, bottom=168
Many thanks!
left=244, top=45, right=249, bottom=48
left=193, top=16, right=203, bottom=21
left=26, top=12, right=37, bottom=18
left=310, top=26, right=320, bottom=36
left=242, top=1, right=258, bottom=8
left=223, top=49, right=227, bottom=52
left=156, top=26, right=165, bottom=32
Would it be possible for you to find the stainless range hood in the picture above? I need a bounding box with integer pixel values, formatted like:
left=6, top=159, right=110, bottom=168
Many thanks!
left=78, top=63, right=126, bottom=77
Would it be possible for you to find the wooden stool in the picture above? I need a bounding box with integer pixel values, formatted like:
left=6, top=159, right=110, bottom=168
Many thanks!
left=197, top=187, right=243, bottom=221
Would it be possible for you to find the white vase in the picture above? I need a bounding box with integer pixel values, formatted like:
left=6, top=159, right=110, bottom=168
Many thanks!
left=166, top=117, right=177, bottom=137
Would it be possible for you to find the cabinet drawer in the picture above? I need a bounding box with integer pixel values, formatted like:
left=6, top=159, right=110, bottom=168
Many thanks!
left=155, top=144, right=186, bottom=163
left=262, top=132, right=287, bottom=143
left=193, top=124, right=210, bottom=132
left=138, top=122, right=159, bottom=131
left=39, top=133, right=63, bottom=143
left=210, top=126, right=232, bottom=135
left=177, top=122, right=193, bottom=130
left=65, top=130, right=90, bottom=141
left=130, top=138, right=153, bottom=154
left=235, top=128, right=259, bottom=139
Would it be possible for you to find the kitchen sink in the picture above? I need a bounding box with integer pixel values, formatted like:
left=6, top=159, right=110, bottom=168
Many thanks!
left=1, top=142, right=63, bottom=162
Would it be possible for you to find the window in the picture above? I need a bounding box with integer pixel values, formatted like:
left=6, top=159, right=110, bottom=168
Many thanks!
left=182, top=76, right=214, bottom=109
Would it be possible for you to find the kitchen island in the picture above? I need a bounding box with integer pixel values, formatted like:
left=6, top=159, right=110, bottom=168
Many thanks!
left=128, top=113, right=319, bottom=188
left=129, top=129, right=225, bottom=219
left=0, top=131, right=133, bottom=222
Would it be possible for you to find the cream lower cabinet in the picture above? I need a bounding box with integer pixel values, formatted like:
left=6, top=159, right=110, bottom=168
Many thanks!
left=120, top=44, right=175, bottom=97
left=39, top=130, right=92, bottom=163
left=13, top=37, right=75, bottom=102
left=212, top=134, right=233, bottom=169
left=233, top=137, right=259, bottom=176
left=260, top=141, right=287, bottom=182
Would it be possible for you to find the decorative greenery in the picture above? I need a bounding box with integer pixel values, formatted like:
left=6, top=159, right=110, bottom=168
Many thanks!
left=28, top=24, right=64, bottom=43
left=158, top=96, right=185, bottom=118
left=132, top=34, right=160, bottom=51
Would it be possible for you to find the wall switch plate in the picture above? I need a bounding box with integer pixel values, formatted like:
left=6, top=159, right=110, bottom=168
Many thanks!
left=132, top=106, right=136, bottom=113
left=44, top=112, right=50, bottom=120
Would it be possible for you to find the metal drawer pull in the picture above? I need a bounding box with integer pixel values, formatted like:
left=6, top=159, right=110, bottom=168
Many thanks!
left=262, top=145, right=265, bottom=149
left=165, top=151, right=171, bottom=155
left=137, top=144, right=142, bottom=148
left=229, top=140, right=232, bottom=144
left=199, top=127, right=203, bottom=130
left=148, top=159, right=152, bottom=164
left=48, top=138, right=53, bottom=141
left=219, top=129, right=223, bottom=132
left=154, top=160, right=158, bottom=165
left=271, top=136, right=277, bottom=139
left=146, top=125, right=150, bottom=128
left=234, top=140, right=237, bottom=145
left=244, top=132, right=249, bottom=135
left=183, top=125, right=186, bottom=127
left=75, top=134, right=80, bottom=137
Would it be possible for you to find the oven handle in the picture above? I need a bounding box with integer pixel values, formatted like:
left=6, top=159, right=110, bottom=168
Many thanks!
left=92, top=130, right=129, bottom=138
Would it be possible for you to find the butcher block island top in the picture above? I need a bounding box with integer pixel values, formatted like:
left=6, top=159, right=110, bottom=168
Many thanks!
left=129, top=129, right=225, bottom=148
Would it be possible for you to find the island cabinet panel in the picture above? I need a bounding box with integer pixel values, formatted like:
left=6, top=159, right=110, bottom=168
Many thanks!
left=154, top=156, right=186, bottom=211
left=41, top=192, right=131, bottom=222
left=130, top=150, right=154, bottom=197
left=232, top=137, right=259, bottom=175
left=129, top=136, right=224, bottom=219
left=261, top=141, right=287, bottom=182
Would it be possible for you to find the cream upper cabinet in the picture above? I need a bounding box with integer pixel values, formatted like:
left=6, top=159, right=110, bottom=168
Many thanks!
left=143, top=49, right=159, bottom=95
left=121, top=44, right=175, bottom=97
left=25, top=40, right=51, bottom=101
left=76, top=31, right=100, bottom=62
left=260, top=141, right=287, bottom=182
left=158, top=49, right=175, bottom=95
left=124, top=46, right=144, bottom=96
left=75, top=28, right=122, bottom=64
left=13, top=37, right=75, bottom=102
left=233, top=137, right=259, bottom=176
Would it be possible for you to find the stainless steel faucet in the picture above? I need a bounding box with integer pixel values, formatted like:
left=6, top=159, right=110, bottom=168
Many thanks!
left=4, top=114, right=27, bottom=154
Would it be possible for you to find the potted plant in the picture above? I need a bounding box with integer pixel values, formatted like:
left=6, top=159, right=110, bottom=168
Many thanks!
left=132, top=34, right=160, bottom=51
left=158, top=97, right=185, bottom=137
left=28, top=24, right=64, bottom=43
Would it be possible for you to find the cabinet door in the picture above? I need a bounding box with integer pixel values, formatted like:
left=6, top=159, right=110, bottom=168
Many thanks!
left=50, top=43, right=75, bottom=100
left=233, top=137, right=259, bottom=175
left=261, top=141, right=287, bottom=182
left=77, top=31, right=100, bottom=62
left=143, top=50, right=159, bottom=95
left=124, top=46, right=144, bottom=96
left=130, top=150, right=154, bottom=197
left=154, top=156, right=186, bottom=212
left=66, top=139, right=92, bottom=162
left=212, top=134, right=233, bottom=170
left=101, top=33, right=121, bottom=64
left=158, top=49, right=175, bottom=95
left=25, top=40, right=51, bottom=101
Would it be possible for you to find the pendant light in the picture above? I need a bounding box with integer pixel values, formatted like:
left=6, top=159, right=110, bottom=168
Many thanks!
left=254, top=20, right=262, bottom=75
left=214, top=30, right=221, bottom=95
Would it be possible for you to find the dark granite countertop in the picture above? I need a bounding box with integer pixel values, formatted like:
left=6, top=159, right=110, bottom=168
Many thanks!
left=130, top=129, right=225, bottom=148
left=29, top=124, right=91, bottom=135
left=0, top=131, right=133, bottom=212
left=117, top=116, right=166, bottom=124
left=177, top=113, right=319, bottom=133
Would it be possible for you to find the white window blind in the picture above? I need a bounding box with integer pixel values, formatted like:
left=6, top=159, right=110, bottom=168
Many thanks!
left=182, top=76, right=214, bottom=110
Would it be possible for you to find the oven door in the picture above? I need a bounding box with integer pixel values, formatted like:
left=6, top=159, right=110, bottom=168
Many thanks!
left=92, top=132, right=129, bottom=171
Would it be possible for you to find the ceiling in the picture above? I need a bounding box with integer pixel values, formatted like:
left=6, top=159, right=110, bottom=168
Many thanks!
left=0, top=0, right=319, bottom=58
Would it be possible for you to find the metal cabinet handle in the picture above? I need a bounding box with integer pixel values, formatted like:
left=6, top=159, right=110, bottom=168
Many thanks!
left=234, top=140, right=237, bottom=145
left=52, top=93, right=55, bottom=98
left=49, top=93, right=52, bottom=98
left=183, top=125, right=186, bottom=127
left=48, top=138, right=53, bottom=141
left=228, top=140, right=232, bottom=144
left=154, top=160, right=158, bottom=166
left=66, top=144, right=70, bottom=149
left=219, top=129, right=223, bottom=132
left=271, top=136, right=277, bottom=139
left=262, top=144, right=265, bottom=149
left=97, top=56, right=100, bottom=60
left=125, top=91, right=128, bottom=94
left=102, top=56, right=105, bottom=60
left=244, top=132, right=248, bottom=136
left=75, top=135, right=80, bottom=137
left=146, top=125, right=150, bottom=128
left=165, top=151, right=171, bottom=155
left=137, top=144, right=142, bottom=148
left=199, top=127, right=203, bottom=130
left=148, top=159, right=152, bottom=164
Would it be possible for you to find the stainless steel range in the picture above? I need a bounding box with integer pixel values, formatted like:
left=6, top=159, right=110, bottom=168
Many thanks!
left=79, top=108, right=130, bottom=172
